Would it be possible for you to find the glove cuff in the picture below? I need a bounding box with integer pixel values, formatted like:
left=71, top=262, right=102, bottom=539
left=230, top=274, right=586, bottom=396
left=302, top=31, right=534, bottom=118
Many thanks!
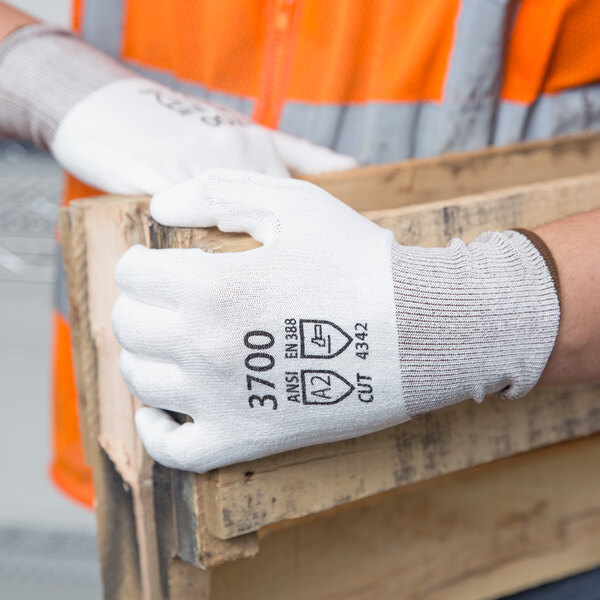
left=391, top=229, right=560, bottom=417
left=511, top=227, right=561, bottom=306
left=0, top=23, right=134, bottom=150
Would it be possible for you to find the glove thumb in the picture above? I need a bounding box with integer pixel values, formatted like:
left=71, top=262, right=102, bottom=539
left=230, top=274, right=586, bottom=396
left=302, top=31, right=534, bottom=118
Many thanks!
left=271, top=131, right=358, bottom=176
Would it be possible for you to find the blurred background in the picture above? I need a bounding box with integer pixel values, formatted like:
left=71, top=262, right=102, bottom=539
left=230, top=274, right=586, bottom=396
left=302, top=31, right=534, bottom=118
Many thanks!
left=0, top=2, right=101, bottom=598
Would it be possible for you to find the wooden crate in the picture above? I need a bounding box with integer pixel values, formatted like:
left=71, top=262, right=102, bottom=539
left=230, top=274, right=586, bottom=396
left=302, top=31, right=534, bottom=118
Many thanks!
left=59, top=132, right=600, bottom=600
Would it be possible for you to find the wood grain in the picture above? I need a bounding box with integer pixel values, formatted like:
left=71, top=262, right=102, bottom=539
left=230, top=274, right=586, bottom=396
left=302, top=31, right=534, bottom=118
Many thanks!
left=208, top=435, right=600, bottom=600
left=59, top=197, right=258, bottom=600
left=60, top=204, right=147, bottom=600
left=302, top=130, right=600, bottom=212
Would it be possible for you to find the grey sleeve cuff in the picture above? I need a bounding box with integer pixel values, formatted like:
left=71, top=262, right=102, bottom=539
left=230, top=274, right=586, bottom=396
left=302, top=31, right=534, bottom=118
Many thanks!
left=0, top=23, right=134, bottom=150
left=391, top=230, right=561, bottom=418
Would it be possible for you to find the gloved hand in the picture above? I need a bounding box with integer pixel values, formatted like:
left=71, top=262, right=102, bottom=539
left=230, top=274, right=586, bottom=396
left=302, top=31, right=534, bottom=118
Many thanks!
left=0, top=24, right=357, bottom=195
left=113, top=169, right=403, bottom=471
left=51, top=78, right=357, bottom=194
left=112, top=169, right=560, bottom=473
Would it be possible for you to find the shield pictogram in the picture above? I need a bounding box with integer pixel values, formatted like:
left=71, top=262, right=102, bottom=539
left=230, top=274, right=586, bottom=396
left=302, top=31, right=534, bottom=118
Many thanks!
left=299, top=319, right=352, bottom=359
left=301, top=370, right=355, bottom=405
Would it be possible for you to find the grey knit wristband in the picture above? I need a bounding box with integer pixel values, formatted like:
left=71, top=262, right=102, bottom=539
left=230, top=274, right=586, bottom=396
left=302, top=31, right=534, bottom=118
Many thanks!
left=392, top=229, right=560, bottom=418
left=0, top=23, right=133, bottom=150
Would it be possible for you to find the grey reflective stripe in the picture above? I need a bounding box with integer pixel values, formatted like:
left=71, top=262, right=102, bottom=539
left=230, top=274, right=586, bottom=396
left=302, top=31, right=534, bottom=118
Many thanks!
left=54, top=243, right=70, bottom=319
left=492, top=101, right=529, bottom=146
left=431, top=0, right=518, bottom=155
left=280, top=0, right=522, bottom=162
left=495, top=84, right=600, bottom=146
left=280, top=85, right=600, bottom=164
left=521, top=84, right=600, bottom=141
left=278, top=101, right=467, bottom=162
left=81, top=0, right=124, bottom=58
left=279, top=102, right=440, bottom=163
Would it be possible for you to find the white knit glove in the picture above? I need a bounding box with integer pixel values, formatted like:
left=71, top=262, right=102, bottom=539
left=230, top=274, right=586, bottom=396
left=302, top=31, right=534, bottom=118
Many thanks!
left=113, top=169, right=404, bottom=471
left=112, top=170, right=560, bottom=473
left=51, top=78, right=357, bottom=194
left=0, top=25, right=356, bottom=194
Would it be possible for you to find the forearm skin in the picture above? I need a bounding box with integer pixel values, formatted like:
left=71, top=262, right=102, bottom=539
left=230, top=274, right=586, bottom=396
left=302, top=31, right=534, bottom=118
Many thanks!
left=0, top=3, right=36, bottom=41
left=535, top=208, right=600, bottom=385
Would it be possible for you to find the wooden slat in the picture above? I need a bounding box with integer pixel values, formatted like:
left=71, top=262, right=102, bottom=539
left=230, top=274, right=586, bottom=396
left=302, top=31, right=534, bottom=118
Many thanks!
left=207, top=435, right=600, bottom=600
left=59, top=197, right=259, bottom=595
left=60, top=206, right=147, bottom=600
left=302, top=130, right=600, bottom=212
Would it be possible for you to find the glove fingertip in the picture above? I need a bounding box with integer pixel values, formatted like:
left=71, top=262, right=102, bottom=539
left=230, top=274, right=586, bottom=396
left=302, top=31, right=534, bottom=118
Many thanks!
left=135, top=407, right=205, bottom=470
left=135, top=405, right=177, bottom=433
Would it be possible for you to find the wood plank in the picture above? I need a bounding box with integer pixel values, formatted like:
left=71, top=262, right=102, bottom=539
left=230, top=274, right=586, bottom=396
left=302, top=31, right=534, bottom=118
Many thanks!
left=59, top=207, right=145, bottom=600
left=67, top=198, right=163, bottom=599
left=207, top=434, right=600, bottom=600
left=162, top=173, right=600, bottom=539
left=302, top=130, right=600, bottom=212
left=168, top=559, right=211, bottom=599
left=205, top=383, right=600, bottom=539
left=95, top=446, right=145, bottom=600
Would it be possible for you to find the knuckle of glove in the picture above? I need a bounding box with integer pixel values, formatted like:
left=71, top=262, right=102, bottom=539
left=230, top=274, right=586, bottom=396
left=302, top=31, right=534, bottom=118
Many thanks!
left=111, top=295, right=131, bottom=347
left=117, top=351, right=145, bottom=398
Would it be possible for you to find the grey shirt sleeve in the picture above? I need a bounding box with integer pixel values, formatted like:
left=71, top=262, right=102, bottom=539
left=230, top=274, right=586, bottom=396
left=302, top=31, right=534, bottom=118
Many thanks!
left=0, top=23, right=134, bottom=150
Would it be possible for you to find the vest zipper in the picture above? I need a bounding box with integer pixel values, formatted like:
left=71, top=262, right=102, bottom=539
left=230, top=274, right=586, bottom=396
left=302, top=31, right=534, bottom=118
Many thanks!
left=253, top=0, right=299, bottom=128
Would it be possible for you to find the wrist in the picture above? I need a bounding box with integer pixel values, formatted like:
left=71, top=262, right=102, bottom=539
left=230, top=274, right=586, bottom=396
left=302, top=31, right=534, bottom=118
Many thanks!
left=0, top=23, right=134, bottom=149
left=532, top=209, right=600, bottom=386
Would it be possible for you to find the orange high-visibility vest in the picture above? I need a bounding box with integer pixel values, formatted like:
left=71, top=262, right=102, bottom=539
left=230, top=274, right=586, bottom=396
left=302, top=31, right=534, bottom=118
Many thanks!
left=54, top=0, right=600, bottom=507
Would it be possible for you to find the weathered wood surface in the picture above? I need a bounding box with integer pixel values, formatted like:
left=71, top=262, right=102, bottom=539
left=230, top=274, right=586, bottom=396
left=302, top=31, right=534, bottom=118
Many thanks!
left=152, top=174, right=600, bottom=540
left=60, top=202, right=150, bottom=600
left=207, top=434, right=600, bottom=600
left=302, top=130, right=600, bottom=212
left=59, top=198, right=258, bottom=600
